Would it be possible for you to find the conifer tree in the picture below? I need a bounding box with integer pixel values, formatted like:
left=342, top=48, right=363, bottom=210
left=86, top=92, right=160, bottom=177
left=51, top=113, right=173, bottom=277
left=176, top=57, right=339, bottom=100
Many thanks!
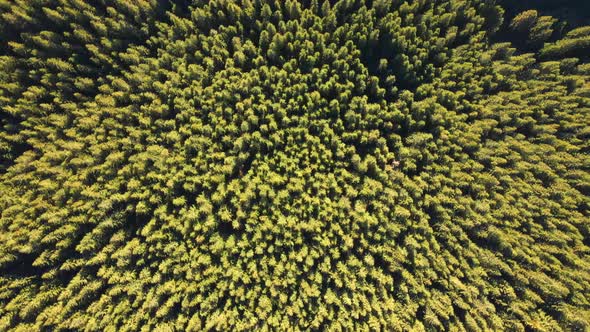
left=0, top=1, right=589, bottom=331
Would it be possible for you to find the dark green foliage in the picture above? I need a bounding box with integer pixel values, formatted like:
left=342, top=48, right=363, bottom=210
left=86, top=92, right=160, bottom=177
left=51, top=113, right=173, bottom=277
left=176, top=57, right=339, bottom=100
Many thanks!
left=0, top=0, right=589, bottom=331
left=540, top=26, right=590, bottom=61
left=498, top=0, right=590, bottom=29
left=509, top=10, right=556, bottom=49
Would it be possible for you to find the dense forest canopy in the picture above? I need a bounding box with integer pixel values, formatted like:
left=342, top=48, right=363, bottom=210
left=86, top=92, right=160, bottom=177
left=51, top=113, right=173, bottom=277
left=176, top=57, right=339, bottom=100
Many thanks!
left=0, top=0, right=589, bottom=331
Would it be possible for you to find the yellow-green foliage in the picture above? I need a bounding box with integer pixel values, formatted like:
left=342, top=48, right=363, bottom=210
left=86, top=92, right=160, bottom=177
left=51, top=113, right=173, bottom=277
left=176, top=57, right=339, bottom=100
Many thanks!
left=0, top=0, right=589, bottom=331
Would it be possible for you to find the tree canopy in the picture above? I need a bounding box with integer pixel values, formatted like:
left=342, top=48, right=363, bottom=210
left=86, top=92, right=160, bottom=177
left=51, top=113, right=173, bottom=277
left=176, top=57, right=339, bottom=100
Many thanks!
left=0, top=0, right=589, bottom=331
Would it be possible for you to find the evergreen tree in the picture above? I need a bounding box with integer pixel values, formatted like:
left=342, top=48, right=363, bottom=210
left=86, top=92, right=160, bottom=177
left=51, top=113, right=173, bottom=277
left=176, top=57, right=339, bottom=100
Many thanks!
left=0, top=1, right=589, bottom=331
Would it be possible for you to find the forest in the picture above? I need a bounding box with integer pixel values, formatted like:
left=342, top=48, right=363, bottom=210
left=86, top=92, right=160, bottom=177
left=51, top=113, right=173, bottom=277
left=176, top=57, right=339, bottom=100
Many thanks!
left=0, top=0, right=589, bottom=331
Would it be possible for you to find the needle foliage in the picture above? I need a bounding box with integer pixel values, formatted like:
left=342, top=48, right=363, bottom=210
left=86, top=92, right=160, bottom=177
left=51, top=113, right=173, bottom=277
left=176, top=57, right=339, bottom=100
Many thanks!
left=0, top=0, right=589, bottom=331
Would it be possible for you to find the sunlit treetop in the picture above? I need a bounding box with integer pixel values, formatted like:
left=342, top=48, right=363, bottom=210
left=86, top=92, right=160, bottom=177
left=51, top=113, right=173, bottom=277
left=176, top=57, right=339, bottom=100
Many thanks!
left=0, top=1, right=589, bottom=331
